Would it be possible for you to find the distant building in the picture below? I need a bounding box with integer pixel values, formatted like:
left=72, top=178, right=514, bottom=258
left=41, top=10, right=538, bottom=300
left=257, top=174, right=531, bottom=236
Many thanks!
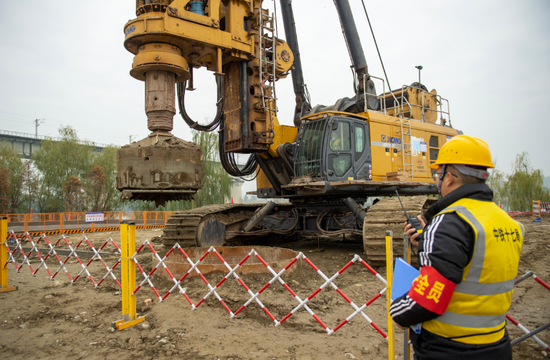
left=544, top=176, right=550, bottom=190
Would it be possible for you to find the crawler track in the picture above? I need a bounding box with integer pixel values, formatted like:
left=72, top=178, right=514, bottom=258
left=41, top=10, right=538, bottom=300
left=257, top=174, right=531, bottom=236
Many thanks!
left=363, top=196, right=436, bottom=266
left=163, top=203, right=277, bottom=247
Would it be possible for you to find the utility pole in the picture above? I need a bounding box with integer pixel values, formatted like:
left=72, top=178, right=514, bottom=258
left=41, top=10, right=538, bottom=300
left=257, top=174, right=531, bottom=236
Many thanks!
left=34, top=118, right=45, bottom=138
left=129, top=135, right=138, bottom=143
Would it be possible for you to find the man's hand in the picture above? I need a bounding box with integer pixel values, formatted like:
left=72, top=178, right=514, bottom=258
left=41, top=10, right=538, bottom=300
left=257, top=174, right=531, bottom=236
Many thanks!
left=395, top=322, right=408, bottom=330
left=404, top=216, right=426, bottom=246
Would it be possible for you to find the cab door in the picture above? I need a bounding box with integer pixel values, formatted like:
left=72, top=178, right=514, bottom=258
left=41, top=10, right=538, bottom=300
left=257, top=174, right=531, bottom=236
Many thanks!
left=353, top=121, right=372, bottom=180
left=326, top=119, right=353, bottom=180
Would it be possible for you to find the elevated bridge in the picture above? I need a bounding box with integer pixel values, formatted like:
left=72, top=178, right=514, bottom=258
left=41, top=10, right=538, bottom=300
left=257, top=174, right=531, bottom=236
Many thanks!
left=0, top=130, right=109, bottom=158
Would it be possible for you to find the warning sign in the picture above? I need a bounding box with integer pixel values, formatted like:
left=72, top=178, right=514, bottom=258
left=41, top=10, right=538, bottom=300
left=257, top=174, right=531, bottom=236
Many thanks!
left=86, top=212, right=104, bottom=223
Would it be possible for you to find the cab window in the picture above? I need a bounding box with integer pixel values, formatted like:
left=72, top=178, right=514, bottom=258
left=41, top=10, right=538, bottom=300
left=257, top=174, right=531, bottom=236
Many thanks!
left=330, top=122, right=350, bottom=151
left=355, top=125, right=365, bottom=158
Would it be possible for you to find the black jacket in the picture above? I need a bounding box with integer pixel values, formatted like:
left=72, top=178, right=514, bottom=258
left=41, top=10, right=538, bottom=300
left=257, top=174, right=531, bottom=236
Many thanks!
left=389, top=183, right=512, bottom=360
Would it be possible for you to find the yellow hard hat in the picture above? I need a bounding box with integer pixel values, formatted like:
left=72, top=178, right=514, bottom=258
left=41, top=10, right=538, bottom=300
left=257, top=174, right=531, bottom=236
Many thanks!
left=429, top=135, right=494, bottom=169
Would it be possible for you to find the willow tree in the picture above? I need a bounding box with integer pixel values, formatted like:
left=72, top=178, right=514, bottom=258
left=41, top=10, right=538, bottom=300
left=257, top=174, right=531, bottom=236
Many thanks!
left=489, top=152, right=550, bottom=211
left=506, top=152, right=550, bottom=211
left=32, top=127, right=94, bottom=212
left=487, top=165, right=507, bottom=208
left=163, top=130, right=233, bottom=211
left=32, top=126, right=121, bottom=212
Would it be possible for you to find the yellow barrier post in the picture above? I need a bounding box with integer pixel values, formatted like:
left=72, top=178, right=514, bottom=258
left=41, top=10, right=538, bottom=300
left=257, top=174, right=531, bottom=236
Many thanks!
left=0, top=217, right=18, bottom=293
left=385, top=230, right=395, bottom=360
left=403, top=233, right=411, bottom=360
left=533, top=200, right=541, bottom=218
left=113, top=221, right=145, bottom=330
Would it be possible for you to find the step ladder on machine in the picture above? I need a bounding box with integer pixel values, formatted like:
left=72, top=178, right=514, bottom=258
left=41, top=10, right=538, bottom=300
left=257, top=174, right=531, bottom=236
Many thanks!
left=394, top=119, right=414, bottom=179
left=258, top=8, right=277, bottom=113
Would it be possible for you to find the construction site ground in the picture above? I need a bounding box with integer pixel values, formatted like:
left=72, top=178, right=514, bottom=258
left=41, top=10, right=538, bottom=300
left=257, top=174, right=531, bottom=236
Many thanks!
left=0, top=214, right=548, bottom=359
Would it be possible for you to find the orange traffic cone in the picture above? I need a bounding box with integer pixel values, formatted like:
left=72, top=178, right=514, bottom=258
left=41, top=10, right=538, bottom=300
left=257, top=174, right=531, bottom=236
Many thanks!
left=231, top=197, right=234, bottom=204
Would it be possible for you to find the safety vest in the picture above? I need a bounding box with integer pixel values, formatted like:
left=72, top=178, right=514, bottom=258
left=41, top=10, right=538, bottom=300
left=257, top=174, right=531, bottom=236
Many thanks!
left=422, top=198, right=524, bottom=344
left=330, top=137, right=341, bottom=150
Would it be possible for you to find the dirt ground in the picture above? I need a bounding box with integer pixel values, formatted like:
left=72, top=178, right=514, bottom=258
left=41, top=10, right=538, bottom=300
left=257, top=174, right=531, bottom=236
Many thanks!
left=1, top=215, right=549, bottom=360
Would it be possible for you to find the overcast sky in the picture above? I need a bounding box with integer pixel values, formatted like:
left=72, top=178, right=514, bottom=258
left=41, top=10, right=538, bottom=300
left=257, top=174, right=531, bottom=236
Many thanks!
left=1, top=1, right=549, bottom=180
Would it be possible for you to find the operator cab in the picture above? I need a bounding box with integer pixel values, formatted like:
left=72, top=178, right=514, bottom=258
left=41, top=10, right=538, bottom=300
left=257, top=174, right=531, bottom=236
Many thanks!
left=294, top=113, right=372, bottom=182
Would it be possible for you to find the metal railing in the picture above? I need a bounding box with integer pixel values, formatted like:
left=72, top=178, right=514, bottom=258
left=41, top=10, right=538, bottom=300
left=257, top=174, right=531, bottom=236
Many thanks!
left=361, top=75, right=452, bottom=127
left=0, top=211, right=177, bottom=234
left=0, top=129, right=113, bottom=148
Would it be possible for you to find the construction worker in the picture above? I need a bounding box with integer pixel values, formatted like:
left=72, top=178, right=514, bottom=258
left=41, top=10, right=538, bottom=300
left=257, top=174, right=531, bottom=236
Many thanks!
left=390, top=135, right=523, bottom=360
left=330, top=131, right=342, bottom=151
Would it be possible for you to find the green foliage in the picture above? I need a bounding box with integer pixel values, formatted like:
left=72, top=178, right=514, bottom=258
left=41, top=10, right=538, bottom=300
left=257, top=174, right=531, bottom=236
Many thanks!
left=31, top=126, right=122, bottom=213
left=487, top=166, right=507, bottom=206
left=32, top=127, right=93, bottom=212
left=0, top=146, right=37, bottom=213
left=0, top=146, right=24, bottom=213
left=0, top=168, right=9, bottom=213
left=0, top=169, right=9, bottom=213
left=489, top=152, right=550, bottom=211
left=86, top=147, right=121, bottom=211
left=189, top=130, right=232, bottom=208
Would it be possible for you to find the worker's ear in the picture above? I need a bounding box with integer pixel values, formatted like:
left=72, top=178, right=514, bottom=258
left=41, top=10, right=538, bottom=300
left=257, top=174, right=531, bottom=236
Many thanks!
left=446, top=172, right=458, bottom=187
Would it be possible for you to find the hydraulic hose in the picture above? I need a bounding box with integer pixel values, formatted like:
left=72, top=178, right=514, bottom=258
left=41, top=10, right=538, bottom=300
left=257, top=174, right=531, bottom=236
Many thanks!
left=176, top=74, right=223, bottom=132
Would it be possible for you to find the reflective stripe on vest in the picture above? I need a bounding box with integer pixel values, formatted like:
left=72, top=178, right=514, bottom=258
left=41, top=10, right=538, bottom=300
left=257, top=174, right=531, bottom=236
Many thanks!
left=422, top=199, right=523, bottom=344
left=447, top=205, right=518, bottom=298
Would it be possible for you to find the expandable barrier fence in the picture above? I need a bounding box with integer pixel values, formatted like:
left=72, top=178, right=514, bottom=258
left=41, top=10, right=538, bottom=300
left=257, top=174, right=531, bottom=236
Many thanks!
left=3, top=217, right=547, bottom=358
left=0, top=218, right=399, bottom=358
left=507, top=270, right=550, bottom=352
left=533, top=200, right=550, bottom=218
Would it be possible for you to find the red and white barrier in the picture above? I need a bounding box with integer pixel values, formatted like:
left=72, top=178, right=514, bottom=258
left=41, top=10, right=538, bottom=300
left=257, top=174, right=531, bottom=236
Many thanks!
left=508, top=270, right=550, bottom=353
left=3, top=231, right=391, bottom=339
left=127, top=243, right=390, bottom=337
left=2, top=231, right=122, bottom=288
left=507, top=314, right=549, bottom=352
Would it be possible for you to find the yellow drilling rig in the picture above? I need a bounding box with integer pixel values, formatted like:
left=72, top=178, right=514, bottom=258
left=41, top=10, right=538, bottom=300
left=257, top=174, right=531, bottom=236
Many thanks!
left=116, top=0, right=459, bottom=264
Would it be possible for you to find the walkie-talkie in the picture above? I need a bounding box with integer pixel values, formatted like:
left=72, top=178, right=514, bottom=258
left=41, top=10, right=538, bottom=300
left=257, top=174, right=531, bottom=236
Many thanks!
left=395, top=190, right=423, bottom=235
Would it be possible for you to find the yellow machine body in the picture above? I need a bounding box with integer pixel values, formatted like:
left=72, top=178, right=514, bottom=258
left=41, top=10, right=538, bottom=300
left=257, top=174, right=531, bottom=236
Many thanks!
left=383, top=87, right=440, bottom=124
left=255, top=109, right=458, bottom=193
left=118, top=0, right=459, bottom=203
left=362, top=111, right=457, bottom=181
